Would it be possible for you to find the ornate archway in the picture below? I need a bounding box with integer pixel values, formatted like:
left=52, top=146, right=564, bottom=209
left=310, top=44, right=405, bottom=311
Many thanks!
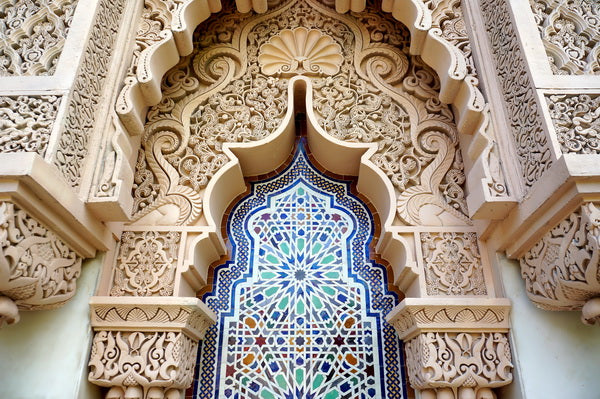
left=88, top=1, right=513, bottom=398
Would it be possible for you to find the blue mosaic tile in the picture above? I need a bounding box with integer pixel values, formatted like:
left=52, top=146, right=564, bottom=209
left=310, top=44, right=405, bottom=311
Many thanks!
left=194, top=141, right=406, bottom=398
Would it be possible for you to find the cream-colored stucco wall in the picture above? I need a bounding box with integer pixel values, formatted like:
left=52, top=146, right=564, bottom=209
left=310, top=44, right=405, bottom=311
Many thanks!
left=0, top=256, right=103, bottom=399
left=496, top=254, right=600, bottom=399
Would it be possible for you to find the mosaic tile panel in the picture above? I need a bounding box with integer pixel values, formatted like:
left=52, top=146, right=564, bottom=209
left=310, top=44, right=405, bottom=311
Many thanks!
left=194, top=141, right=406, bottom=398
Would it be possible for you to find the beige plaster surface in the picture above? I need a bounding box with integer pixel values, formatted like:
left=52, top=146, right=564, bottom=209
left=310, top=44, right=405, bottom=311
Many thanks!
left=0, top=256, right=103, bottom=399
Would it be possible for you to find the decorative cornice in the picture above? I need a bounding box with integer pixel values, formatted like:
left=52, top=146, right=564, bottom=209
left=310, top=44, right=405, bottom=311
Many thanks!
left=386, top=298, right=511, bottom=340
left=90, top=296, right=216, bottom=340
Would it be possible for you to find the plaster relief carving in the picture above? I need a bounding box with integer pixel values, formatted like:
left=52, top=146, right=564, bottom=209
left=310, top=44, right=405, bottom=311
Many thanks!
left=546, top=93, right=600, bottom=154
left=530, top=0, right=600, bottom=75
left=481, top=0, right=552, bottom=190
left=88, top=297, right=216, bottom=398
left=89, top=331, right=197, bottom=394
left=387, top=298, right=512, bottom=396
left=520, top=203, right=600, bottom=323
left=424, top=0, right=477, bottom=81
left=421, top=232, right=487, bottom=296
left=0, top=0, right=78, bottom=76
left=0, top=202, right=82, bottom=318
left=258, top=27, right=343, bottom=75
left=110, top=231, right=180, bottom=297
left=130, top=0, right=470, bottom=227
left=405, top=332, right=513, bottom=396
left=0, top=95, right=61, bottom=156
left=53, top=0, right=126, bottom=188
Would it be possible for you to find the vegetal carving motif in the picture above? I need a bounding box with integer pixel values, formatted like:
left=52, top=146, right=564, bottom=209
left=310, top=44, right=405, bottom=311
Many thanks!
left=530, top=0, right=600, bottom=75
left=0, top=0, right=78, bottom=76
left=405, top=332, right=513, bottom=390
left=0, top=95, right=61, bottom=155
left=258, top=27, right=343, bottom=75
left=116, top=0, right=183, bottom=117
left=424, top=0, right=478, bottom=80
left=421, top=232, right=487, bottom=296
left=481, top=0, right=552, bottom=189
left=133, top=0, right=470, bottom=227
left=110, top=231, right=180, bottom=297
left=520, top=203, right=600, bottom=314
left=88, top=331, right=197, bottom=389
left=53, top=0, right=126, bottom=187
left=546, top=93, right=600, bottom=154
left=0, top=202, right=82, bottom=311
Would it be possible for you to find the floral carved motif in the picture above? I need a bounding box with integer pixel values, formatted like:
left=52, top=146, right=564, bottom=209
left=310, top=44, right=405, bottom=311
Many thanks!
left=0, top=95, right=61, bottom=155
left=0, top=202, right=82, bottom=312
left=424, top=0, right=478, bottom=80
left=421, top=232, right=487, bottom=296
left=520, top=203, right=600, bottom=320
left=88, top=298, right=216, bottom=397
left=405, top=332, right=513, bottom=392
left=110, top=231, right=180, bottom=297
left=530, top=0, right=600, bottom=75
left=130, top=0, right=471, bottom=227
left=258, top=27, right=343, bottom=75
left=481, top=0, right=552, bottom=189
left=0, top=0, right=78, bottom=76
left=116, top=0, right=183, bottom=119
left=54, top=0, right=126, bottom=187
left=88, top=331, right=197, bottom=391
left=546, top=93, right=600, bottom=154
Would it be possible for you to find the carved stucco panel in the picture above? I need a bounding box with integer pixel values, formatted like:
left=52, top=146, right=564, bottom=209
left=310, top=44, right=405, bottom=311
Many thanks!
left=0, top=95, right=62, bottom=156
left=405, top=332, right=513, bottom=391
left=0, top=202, right=82, bottom=315
left=89, top=331, right=197, bottom=388
left=110, top=231, right=181, bottom=297
left=421, top=232, right=487, bottom=296
left=520, top=203, right=600, bottom=323
left=0, top=0, right=78, bottom=76
left=546, top=93, right=600, bottom=154
left=53, top=0, right=126, bottom=188
left=481, top=0, right=552, bottom=190
left=129, top=0, right=471, bottom=228
left=530, top=0, right=600, bottom=75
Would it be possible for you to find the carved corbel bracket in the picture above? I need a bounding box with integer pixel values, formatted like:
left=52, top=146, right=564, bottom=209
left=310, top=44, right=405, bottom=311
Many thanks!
left=0, top=200, right=85, bottom=326
left=88, top=296, right=217, bottom=399
left=519, top=202, right=600, bottom=325
left=387, top=298, right=513, bottom=399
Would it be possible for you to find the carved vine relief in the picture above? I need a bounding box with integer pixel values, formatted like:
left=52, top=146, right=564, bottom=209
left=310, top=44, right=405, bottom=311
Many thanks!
left=481, top=0, right=552, bottom=190
left=0, top=0, right=78, bottom=76
left=132, top=0, right=470, bottom=228
left=530, top=0, right=599, bottom=75
left=546, top=93, right=600, bottom=154
left=53, top=0, right=126, bottom=188
left=0, top=95, right=61, bottom=156
left=520, top=202, right=600, bottom=312
left=0, top=202, right=82, bottom=310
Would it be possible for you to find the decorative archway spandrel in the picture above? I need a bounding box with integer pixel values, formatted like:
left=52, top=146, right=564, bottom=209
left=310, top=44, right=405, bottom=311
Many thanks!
left=89, top=1, right=514, bottom=398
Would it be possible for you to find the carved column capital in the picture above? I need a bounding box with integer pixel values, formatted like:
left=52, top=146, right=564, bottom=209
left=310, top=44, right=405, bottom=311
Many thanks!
left=387, top=298, right=513, bottom=399
left=88, top=297, right=216, bottom=399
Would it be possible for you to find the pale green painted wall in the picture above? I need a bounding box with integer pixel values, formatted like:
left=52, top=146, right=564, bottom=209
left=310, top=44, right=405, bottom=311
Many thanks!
left=496, top=254, right=600, bottom=399
left=0, top=255, right=104, bottom=399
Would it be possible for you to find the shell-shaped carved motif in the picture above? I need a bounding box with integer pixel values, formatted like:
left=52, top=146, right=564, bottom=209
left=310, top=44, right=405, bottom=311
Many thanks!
left=258, top=27, right=343, bottom=76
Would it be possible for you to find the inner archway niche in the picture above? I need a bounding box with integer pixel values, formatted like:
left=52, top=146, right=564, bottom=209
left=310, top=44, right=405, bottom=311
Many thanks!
left=88, top=1, right=513, bottom=399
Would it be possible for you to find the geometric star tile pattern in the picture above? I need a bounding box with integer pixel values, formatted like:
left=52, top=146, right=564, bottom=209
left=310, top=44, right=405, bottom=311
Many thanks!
left=194, top=141, right=406, bottom=399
